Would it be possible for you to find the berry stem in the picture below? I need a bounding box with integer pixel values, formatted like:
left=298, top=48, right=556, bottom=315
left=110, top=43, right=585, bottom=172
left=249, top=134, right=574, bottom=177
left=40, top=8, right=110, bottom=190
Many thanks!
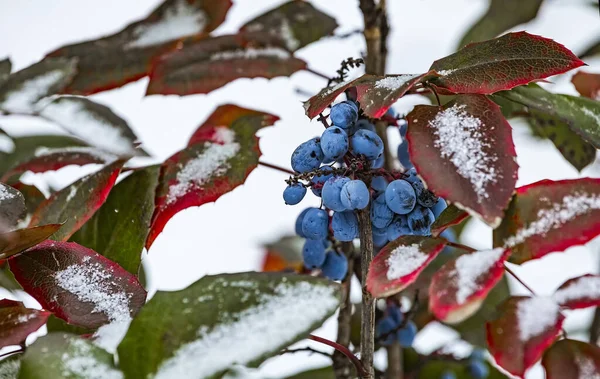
left=503, top=263, right=536, bottom=295
left=306, top=67, right=332, bottom=81
left=444, top=241, right=476, bottom=252
left=309, top=334, right=367, bottom=377
left=258, top=161, right=295, bottom=175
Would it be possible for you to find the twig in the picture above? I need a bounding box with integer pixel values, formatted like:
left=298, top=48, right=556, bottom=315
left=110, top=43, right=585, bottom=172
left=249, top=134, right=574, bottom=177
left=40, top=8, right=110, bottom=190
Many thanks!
left=279, top=346, right=332, bottom=359
left=258, top=161, right=295, bottom=175
left=503, top=264, right=536, bottom=295
left=333, top=242, right=356, bottom=379
left=306, top=67, right=332, bottom=81
left=444, top=241, right=476, bottom=252
left=309, top=334, right=367, bottom=377
left=357, top=207, right=376, bottom=379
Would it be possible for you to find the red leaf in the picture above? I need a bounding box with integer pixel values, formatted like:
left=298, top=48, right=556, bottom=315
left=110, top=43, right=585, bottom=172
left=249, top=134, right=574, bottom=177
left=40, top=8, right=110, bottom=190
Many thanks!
left=9, top=240, right=146, bottom=329
left=430, top=204, right=469, bottom=237
left=493, top=178, right=600, bottom=264
left=429, top=32, right=584, bottom=94
left=552, top=274, right=600, bottom=310
left=0, top=299, right=50, bottom=349
left=367, top=235, right=447, bottom=298
left=146, top=105, right=278, bottom=249
left=29, top=160, right=124, bottom=241
left=46, top=0, right=233, bottom=95
left=406, top=94, right=518, bottom=227
left=147, top=32, right=307, bottom=96
left=1, top=147, right=114, bottom=183
left=0, top=224, right=62, bottom=260
left=429, top=248, right=510, bottom=324
left=572, top=71, right=600, bottom=100
left=486, top=296, right=564, bottom=378
left=543, top=339, right=600, bottom=379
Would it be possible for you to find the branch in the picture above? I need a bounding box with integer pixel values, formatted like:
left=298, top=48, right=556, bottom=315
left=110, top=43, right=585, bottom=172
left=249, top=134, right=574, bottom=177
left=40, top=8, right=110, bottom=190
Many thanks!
left=333, top=242, right=357, bottom=379
left=309, top=334, right=367, bottom=377
left=258, top=161, right=295, bottom=175
left=279, top=346, right=332, bottom=359
left=357, top=207, right=376, bottom=379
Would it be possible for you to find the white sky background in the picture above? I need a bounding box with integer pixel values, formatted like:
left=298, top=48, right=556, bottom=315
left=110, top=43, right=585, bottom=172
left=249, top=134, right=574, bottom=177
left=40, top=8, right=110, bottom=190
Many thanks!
left=1, top=0, right=600, bottom=378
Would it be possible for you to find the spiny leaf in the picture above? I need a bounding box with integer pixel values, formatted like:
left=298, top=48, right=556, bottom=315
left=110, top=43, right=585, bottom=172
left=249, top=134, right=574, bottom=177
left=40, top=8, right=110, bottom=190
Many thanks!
left=429, top=248, right=510, bottom=324
left=0, top=299, right=50, bottom=349
left=0, top=224, right=62, bottom=260
left=499, top=84, right=600, bottom=149
left=457, top=0, right=543, bottom=48
left=0, top=183, right=26, bottom=231
left=147, top=32, right=306, bottom=96
left=146, top=105, right=278, bottom=249
left=29, top=160, right=124, bottom=241
left=0, top=58, right=77, bottom=113
left=71, top=166, right=160, bottom=275
left=118, top=272, right=340, bottom=379
left=367, top=235, right=447, bottom=298
left=552, top=274, right=600, bottom=310
left=46, top=0, right=233, bottom=95
left=543, top=339, right=600, bottom=379
left=431, top=204, right=469, bottom=237
left=9, top=240, right=146, bottom=329
left=486, top=296, right=564, bottom=378
left=406, top=94, right=518, bottom=227
left=430, top=32, right=584, bottom=94
left=572, top=71, right=600, bottom=100
left=493, top=178, right=600, bottom=264
left=240, top=0, right=337, bottom=52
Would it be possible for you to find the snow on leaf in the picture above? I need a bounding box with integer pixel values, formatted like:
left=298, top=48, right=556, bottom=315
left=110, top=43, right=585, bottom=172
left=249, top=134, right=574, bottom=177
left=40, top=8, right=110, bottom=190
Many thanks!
left=553, top=275, right=600, bottom=310
left=62, top=339, right=124, bottom=379
left=374, top=74, right=421, bottom=91
left=367, top=236, right=447, bottom=298
left=0, top=183, right=26, bottom=231
left=517, top=297, right=560, bottom=341
left=543, top=339, right=600, bottom=379
left=210, top=47, right=291, bottom=61
left=0, top=132, right=15, bottom=154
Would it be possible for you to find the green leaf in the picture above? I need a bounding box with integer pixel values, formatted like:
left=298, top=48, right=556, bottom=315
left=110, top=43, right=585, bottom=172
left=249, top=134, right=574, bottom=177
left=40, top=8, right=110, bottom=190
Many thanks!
left=118, top=272, right=341, bottom=379
left=457, top=0, right=543, bottom=48
left=500, top=84, right=600, bottom=149
left=0, top=58, right=11, bottom=85
left=71, top=166, right=159, bottom=275
left=0, top=183, right=26, bottom=230
left=18, top=333, right=123, bottom=379
left=45, top=315, right=93, bottom=336
left=527, top=109, right=596, bottom=171
left=284, top=366, right=334, bottom=379
left=0, top=356, right=20, bottom=379
left=417, top=359, right=508, bottom=379
left=240, top=0, right=337, bottom=52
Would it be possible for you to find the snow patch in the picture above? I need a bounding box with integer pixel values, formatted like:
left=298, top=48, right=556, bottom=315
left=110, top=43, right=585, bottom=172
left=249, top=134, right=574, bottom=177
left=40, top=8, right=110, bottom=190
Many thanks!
left=153, top=281, right=338, bottom=379
left=210, top=47, right=291, bottom=61
left=34, top=146, right=115, bottom=162
left=453, top=248, right=504, bottom=304
left=16, top=313, right=36, bottom=323
left=167, top=127, right=239, bottom=204
left=0, top=185, right=16, bottom=202
left=429, top=104, right=497, bottom=201
left=279, top=18, right=299, bottom=51
left=62, top=339, right=123, bottom=379
left=374, top=74, right=420, bottom=91
left=504, top=192, right=600, bottom=247
left=322, top=79, right=354, bottom=98
left=40, top=98, right=135, bottom=156
left=576, top=354, right=600, bottom=379
left=0, top=133, right=15, bottom=153
left=0, top=70, right=65, bottom=112
left=92, top=320, right=131, bottom=354
left=386, top=244, right=429, bottom=280
left=65, top=184, right=79, bottom=202
left=517, top=297, right=560, bottom=341
left=437, top=69, right=457, bottom=76
left=126, top=0, right=207, bottom=49
left=582, top=107, right=600, bottom=129
left=553, top=276, right=600, bottom=306
left=0, top=359, right=20, bottom=379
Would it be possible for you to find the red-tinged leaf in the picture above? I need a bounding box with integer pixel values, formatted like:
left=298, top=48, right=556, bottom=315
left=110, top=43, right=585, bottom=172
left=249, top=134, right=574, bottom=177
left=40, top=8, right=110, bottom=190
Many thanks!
left=543, top=339, right=600, bottom=379
left=261, top=236, right=304, bottom=273
left=0, top=183, right=26, bottom=231
left=0, top=224, right=62, bottom=260
left=146, top=105, right=278, bottom=249
left=572, top=71, right=600, bottom=100
left=407, top=94, right=518, bottom=227
left=429, top=248, right=510, bottom=324
left=240, top=0, right=337, bottom=52
left=10, top=183, right=46, bottom=221
left=367, top=235, right=447, bottom=298
left=29, top=160, right=124, bottom=241
left=303, top=78, right=359, bottom=119
left=1, top=147, right=115, bottom=183
left=493, top=178, right=600, bottom=264
left=429, top=32, right=584, bottom=94
left=486, top=296, right=564, bottom=378
left=46, top=0, right=232, bottom=95
left=0, top=58, right=77, bottom=113
left=9, top=240, right=146, bottom=329
left=147, top=32, right=306, bottom=96
left=552, top=274, right=600, bottom=310
left=0, top=299, right=50, bottom=349
left=431, top=204, right=469, bottom=237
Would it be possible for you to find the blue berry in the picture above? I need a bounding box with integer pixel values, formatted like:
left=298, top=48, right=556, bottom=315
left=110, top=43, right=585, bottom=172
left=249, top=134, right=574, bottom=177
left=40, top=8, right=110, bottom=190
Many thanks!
left=397, top=139, right=412, bottom=169
left=322, top=176, right=350, bottom=211
left=303, top=239, right=326, bottom=269
left=397, top=320, right=417, bottom=347
left=351, top=129, right=384, bottom=160
left=355, top=119, right=376, bottom=132
left=302, top=208, right=329, bottom=240
left=295, top=208, right=311, bottom=237
left=467, top=360, right=489, bottom=379
left=321, top=251, right=348, bottom=281
left=431, top=197, right=447, bottom=218
left=332, top=211, right=359, bottom=241
left=330, top=101, right=358, bottom=128
left=310, top=166, right=334, bottom=196
left=376, top=317, right=397, bottom=346
left=372, top=226, right=389, bottom=248
left=340, top=180, right=370, bottom=210
left=371, top=193, right=394, bottom=229
left=321, top=126, right=349, bottom=162
left=388, top=305, right=404, bottom=325
left=291, top=138, right=324, bottom=173
left=470, top=348, right=487, bottom=362
left=440, top=371, right=457, bottom=379
left=386, top=214, right=410, bottom=241
left=398, top=119, right=408, bottom=137
left=371, top=155, right=385, bottom=169
left=283, top=183, right=306, bottom=205
left=403, top=168, right=419, bottom=184
left=385, top=180, right=416, bottom=215
left=407, top=205, right=434, bottom=235
left=371, top=176, right=388, bottom=192
left=411, top=180, right=438, bottom=208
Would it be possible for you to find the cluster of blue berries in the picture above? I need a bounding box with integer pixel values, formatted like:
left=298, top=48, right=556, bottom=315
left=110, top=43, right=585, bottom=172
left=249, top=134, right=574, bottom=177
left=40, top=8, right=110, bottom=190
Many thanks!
left=440, top=349, right=490, bottom=379
left=375, top=304, right=417, bottom=347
